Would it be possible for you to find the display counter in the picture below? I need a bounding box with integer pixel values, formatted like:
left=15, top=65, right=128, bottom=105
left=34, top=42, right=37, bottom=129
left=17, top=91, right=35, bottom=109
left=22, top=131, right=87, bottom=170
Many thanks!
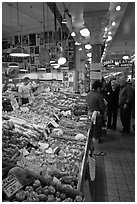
left=2, top=90, right=95, bottom=202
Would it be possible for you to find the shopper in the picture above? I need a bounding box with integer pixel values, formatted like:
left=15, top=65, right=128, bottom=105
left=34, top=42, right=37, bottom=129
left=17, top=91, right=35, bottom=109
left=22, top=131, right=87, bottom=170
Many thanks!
left=18, top=77, right=32, bottom=106
left=86, top=80, right=106, bottom=156
left=106, top=79, right=120, bottom=130
left=131, top=79, right=135, bottom=132
left=119, top=76, right=134, bottom=134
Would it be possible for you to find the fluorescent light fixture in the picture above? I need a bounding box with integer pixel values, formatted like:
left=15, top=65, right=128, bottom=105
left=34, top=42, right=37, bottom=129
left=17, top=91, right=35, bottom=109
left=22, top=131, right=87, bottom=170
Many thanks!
left=116, top=5, right=121, bottom=11
left=75, top=42, right=81, bottom=45
left=62, top=13, right=67, bottom=24
left=58, top=57, right=66, bottom=65
left=79, top=48, right=82, bottom=51
left=9, top=63, right=19, bottom=68
left=85, top=44, right=92, bottom=50
left=54, top=64, right=60, bottom=69
left=80, top=28, right=90, bottom=37
left=112, top=21, right=116, bottom=26
left=87, top=53, right=91, bottom=58
left=10, top=46, right=30, bottom=57
left=123, top=55, right=129, bottom=60
left=106, top=35, right=112, bottom=42
left=88, top=58, right=92, bottom=63
left=71, top=31, right=76, bottom=37
left=51, top=63, right=59, bottom=66
left=50, top=60, right=55, bottom=63
left=115, top=61, right=119, bottom=66
left=105, top=27, right=108, bottom=32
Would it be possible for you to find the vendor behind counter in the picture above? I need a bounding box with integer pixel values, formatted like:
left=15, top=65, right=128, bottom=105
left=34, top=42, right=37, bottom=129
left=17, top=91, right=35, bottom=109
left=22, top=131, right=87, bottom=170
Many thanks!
left=18, top=77, right=32, bottom=106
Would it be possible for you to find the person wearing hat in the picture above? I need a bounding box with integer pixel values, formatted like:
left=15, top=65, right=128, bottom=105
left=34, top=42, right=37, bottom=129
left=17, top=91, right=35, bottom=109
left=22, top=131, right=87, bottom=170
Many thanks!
left=86, top=80, right=106, bottom=156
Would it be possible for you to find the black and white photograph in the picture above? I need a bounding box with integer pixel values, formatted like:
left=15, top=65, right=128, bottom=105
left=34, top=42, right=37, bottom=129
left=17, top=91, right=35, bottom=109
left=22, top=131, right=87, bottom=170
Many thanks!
left=2, top=2, right=135, bottom=202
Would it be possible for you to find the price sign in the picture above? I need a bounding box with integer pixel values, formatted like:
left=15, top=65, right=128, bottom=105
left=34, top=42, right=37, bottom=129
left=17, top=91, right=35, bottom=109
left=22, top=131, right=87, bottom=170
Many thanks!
left=9, top=94, right=19, bottom=111
left=2, top=174, right=23, bottom=198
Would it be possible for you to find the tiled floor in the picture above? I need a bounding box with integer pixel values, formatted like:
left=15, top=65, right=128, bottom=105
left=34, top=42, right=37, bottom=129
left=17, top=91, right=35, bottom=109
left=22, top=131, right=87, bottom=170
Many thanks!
left=94, top=117, right=135, bottom=202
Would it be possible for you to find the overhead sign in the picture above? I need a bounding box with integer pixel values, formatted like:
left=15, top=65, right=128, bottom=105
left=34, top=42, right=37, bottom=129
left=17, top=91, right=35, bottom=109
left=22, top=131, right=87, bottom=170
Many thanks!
left=91, top=63, right=102, bottom=70
left=90, top=71, right=102, bottom=79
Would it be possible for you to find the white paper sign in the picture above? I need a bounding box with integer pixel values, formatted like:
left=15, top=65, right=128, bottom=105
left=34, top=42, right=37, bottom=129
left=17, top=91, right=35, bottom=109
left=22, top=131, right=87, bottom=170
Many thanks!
left=91, top=63, right=102, bottom=70
left=90, top=71, right=102, bottom=79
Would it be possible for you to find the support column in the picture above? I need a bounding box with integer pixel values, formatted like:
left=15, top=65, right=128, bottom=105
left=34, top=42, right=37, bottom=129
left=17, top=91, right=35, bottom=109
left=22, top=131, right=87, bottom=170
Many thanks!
left=84, top=10, right=109, bottom=86
left=74, top=44, right=86, bottom=93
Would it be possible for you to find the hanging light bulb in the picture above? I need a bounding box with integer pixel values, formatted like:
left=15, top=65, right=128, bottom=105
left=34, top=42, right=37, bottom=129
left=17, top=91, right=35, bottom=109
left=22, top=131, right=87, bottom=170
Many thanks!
left=10, top=3, right=30, bottom=57
left=62, top=13, right=67, bottom=24
left=54, top=64, right=60, bottom=69
left=87, top=53, right=92, bottom=58
left=71, top=31, right=76, bottom=37
left=106, top=35, right=112, bottom=42
left=75, top=42, right=81, bottom=45
left=80, top=28, right=90, bottom=37
left=112, top=21, right=116, bottom=26
left=108, top=31, right=112, bottom=35
left=105, top=27, right=108, bottom=32
left=85, top=44, right=92, bottom=50
left=122, top=42, right=129, bottom=60
left=116, top=5, right=121, bottom=11
left=58, top=57, right=66, bottom=65
left=79, top=48, right=82, bottom=51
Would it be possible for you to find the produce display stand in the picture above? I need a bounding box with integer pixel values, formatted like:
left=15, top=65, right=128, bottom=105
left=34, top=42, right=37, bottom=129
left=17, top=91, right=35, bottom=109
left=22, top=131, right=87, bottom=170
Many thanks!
left=2, top=89, right=95, bottom=202
left=77, top=130, right=90, bottom=191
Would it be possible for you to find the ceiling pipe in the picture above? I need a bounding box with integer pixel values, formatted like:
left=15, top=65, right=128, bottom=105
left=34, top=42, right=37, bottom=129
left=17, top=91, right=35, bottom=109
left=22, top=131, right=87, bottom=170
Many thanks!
left=46, top=2, right=69, bottom=35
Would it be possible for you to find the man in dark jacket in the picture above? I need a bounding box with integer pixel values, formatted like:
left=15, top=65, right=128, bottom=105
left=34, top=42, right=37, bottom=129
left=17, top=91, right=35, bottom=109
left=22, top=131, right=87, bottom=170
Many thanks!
left=119, top=76, right=134, bottom=134
left=86, top=80, right=106, bottom=156
left=106, top=79, right=120, bottom=130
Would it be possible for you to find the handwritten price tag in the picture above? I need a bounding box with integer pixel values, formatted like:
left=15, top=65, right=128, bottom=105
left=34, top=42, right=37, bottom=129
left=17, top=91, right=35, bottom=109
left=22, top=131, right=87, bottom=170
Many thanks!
left=2, top=174, right=23, bottom=198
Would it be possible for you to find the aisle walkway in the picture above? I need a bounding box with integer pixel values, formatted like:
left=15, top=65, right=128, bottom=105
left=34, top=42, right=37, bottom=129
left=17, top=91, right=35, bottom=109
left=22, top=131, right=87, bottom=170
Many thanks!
left=94, top=117, right=135, bottom=202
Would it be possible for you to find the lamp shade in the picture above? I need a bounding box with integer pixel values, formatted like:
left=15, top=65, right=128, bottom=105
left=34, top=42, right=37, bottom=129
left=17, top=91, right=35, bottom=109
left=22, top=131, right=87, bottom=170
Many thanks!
left=58, top=57, right=66, bottom=65
left=10, top=46, right=30, bottom=57
left=122, top=55, right=129, bottom=60
left=80, top=28, right=90, bottom=37
left=85, top=44, right=92, bottom=50
left=9, top=63, right=19, bottom=68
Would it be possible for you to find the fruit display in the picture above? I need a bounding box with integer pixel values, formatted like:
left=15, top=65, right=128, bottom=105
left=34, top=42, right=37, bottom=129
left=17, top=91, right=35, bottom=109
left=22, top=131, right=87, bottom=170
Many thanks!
left=3, top=174, right=84, bottom=202
left=2, top=89, right=91, bottom=202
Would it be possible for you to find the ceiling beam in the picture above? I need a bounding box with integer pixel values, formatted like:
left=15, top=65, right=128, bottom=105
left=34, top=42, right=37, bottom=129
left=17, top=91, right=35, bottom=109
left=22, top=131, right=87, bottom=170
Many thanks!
left=46, top=2, right=70, bottom=34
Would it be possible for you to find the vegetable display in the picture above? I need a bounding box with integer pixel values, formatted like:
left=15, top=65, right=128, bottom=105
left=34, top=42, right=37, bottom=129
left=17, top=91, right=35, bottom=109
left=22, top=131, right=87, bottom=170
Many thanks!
left=2, top=89, right=90, bottom=202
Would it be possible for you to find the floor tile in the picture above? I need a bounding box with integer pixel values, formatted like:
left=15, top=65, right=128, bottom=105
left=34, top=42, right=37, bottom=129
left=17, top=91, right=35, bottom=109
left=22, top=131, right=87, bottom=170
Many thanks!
left=105, top=168, right=114, bottom=173
left=105, top=172, right=115, bottom=178
left=107, top=182, right=117, bottom=190
left=107, top=189, right=119, bottom=197
left=96, top=182, right=107, bottom=189
left=129, top=191, right=135, bottom=201
left=96, top=195, right=108, bottom=202
left=120, top=197, right=132, bottom=201
left=115, top=173, right=125, bottom=178
left=126, top=179, right=135, bottom=185
left=117, top=183, right=129, bottom=191
left=115, top=178, right=127, bottom=184
left=118, top=189, right=131, bottom=198
left=96, top=187, right=108, bottom=196
left=106, top=177, right=116, bottom=184
left=127, top=185, right=135, bottom=192
left=108, top=196, right=120, bottom=202
left=93, top=117, right=135, bottom=202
